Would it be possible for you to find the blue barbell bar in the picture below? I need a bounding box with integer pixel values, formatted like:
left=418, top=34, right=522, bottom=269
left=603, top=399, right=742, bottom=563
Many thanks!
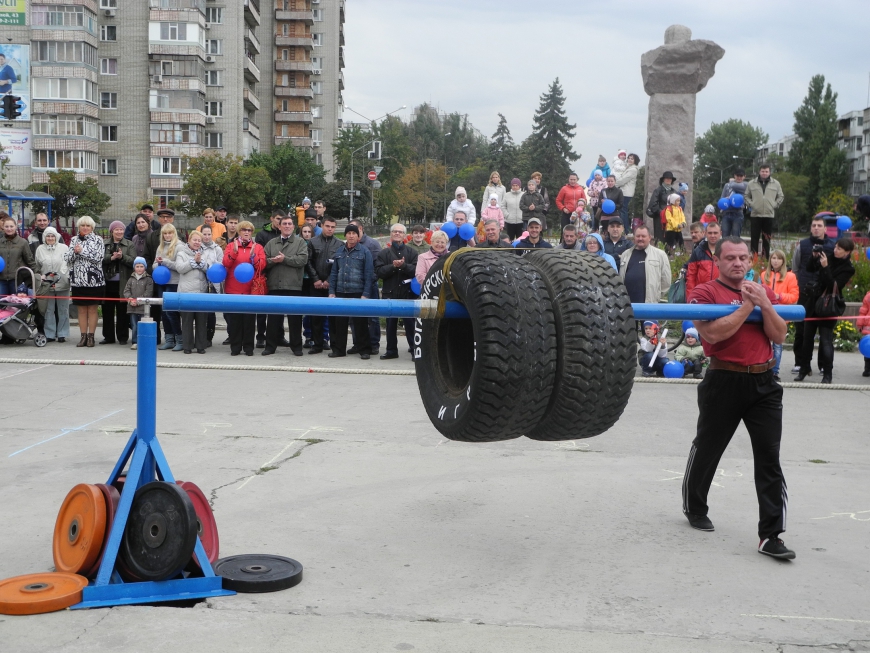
left=159, top=293, right=806, bottom=323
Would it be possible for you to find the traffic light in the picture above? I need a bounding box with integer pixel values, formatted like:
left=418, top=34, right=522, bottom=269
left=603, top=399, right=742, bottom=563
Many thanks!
left=1, top=95, right=23, bottom=120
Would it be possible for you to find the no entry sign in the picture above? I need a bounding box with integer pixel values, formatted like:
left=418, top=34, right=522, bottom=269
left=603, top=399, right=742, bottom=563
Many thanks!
left=367, top=170, right=377, bottom=181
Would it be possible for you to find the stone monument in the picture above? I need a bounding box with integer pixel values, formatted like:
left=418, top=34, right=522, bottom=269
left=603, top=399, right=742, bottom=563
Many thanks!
left=642, top=25, right=724, bottom=223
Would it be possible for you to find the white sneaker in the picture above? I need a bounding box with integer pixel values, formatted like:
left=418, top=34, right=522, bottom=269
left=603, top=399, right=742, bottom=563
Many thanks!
left=790, top=365, right=801, bottom=374
left=131, top=344, right=137, bottom=350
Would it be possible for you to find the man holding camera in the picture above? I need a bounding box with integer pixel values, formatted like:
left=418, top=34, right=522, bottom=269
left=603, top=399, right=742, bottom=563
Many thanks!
left=790, top=215, right=835, bottom=376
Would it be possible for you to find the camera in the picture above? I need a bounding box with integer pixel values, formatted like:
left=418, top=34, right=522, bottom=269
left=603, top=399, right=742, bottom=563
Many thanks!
left=812, top=244, right=824, bottom=254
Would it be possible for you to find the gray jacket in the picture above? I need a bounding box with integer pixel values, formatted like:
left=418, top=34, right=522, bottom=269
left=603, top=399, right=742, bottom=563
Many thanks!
left=264, top=234, right=309, bottom=291
left=124, top=273, right=154, bottom=315
left=745, top=176, right=784, bottom=218
left=176, top=244, right=209, bottom=294
left=503, top=189, right=524, bottom=225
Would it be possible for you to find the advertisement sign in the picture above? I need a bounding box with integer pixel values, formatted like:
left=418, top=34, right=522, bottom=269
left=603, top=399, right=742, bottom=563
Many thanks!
left=0, top=44, right=30, bottom=120
left=0, top=0, right=26, bottom=26
left=0, top=127, right=32, bottom=166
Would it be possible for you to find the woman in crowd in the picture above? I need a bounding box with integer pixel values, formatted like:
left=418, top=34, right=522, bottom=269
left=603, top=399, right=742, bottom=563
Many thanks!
left=580, top=232, right=617, bottom=270
left=199, top=224, right=223, bottom=347
left=153, top=223, right=184, bottom=351
left=131, top=213, right=152, bottom=265
left=222, top=220, right=266, bottom=356
left=35, top=226, right=70, bottom=343
left=614, top=153, right=640, bottom=231
left=760, top=249, right=798, bottom=382
left=299, top=224, right=315, bottom=348
left=482, top=172, right=506, bottom=209
left=415, top=230, right=450, bottom=285
left=502, top=178, right=525, bottom=241
left=64, top=216, right=105, bottom=347
left=101, top=220, right=135, bottom=345
left=530, top=172, right=550, bottom=224
left=176, top=230, right=209, bottom=354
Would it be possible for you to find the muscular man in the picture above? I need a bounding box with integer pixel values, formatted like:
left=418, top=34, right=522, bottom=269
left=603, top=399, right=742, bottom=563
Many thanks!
left=683, top=236, right=794, bottom=560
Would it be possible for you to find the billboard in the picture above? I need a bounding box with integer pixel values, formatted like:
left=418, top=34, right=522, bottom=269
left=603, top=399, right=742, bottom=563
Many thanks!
left=0, top=0, right=26, bottom=26
left=0, top=127, right=31, bottom=166
left=0, top=44, right=30, bottom=120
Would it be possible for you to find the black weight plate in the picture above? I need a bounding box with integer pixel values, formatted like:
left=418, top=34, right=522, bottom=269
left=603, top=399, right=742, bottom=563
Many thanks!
left=214, top=554, right=303, bottom=593
left=119, top=481, right=197, bottom=582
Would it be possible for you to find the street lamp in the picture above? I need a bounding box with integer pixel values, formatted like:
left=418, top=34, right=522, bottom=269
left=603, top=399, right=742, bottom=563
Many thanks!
left=704, top=164, right=729, bottom=186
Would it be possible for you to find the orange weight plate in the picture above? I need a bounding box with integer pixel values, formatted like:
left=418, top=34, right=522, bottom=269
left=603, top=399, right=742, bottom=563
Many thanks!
left=0, top=572, right=88, bottom=615
left=52, top=484, right=107, bottom=574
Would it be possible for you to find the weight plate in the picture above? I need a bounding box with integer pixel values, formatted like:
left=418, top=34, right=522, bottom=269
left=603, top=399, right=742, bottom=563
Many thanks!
left=119, top=481, right=197, bottom=582
left=84, top=484, right=121, bottom=579
left=176, top=481, right=219, bottom=565
left=112, top=474, right=126, bottom=494
left=53, top=484, right=107, bottom=575
left=214, top=554, right=303, bottom=593
left=0, top=572, right=88, bottom=615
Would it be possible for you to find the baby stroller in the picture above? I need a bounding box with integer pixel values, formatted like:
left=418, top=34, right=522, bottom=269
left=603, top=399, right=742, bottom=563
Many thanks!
left=0, top=268, right=47, bottom=347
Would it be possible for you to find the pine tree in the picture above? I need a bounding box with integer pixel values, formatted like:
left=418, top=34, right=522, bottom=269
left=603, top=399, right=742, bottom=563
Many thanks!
left=488, top=113, right=516, bottom=176
left=525, top=79, right=579, bottom=185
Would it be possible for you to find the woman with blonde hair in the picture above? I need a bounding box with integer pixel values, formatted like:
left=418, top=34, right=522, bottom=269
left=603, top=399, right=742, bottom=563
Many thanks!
left=35, top=226, right=71, bottom=342
left=153, top=223, right=184, bottom=350
left=176, top=230, right=209, bottom=354
left=760, top=248, right=798, bottom=381
left=415, top=230, right=450, bottom=285
left=482, top=171, right=506, bottom=209
left=64, top=216, right=105, bottom=347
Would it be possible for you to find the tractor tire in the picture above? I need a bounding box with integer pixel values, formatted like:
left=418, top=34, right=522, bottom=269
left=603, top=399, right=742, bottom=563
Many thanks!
left=413, top=251, right=557, bottom=442
left=523, top=250, right=636, bottom=440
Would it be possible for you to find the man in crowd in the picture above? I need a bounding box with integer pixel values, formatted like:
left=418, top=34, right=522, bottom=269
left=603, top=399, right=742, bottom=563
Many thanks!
left=686, top=221, right=722, bottom=297
left=262, top=215, right=308, bottom=357
left=313, top=200, right=328, bottom=227
left=254, top=210, right=284, bottom=348
left=447, top=211, right=476, bottom=251
left=683, top=236, right=793, bottom=560
left=406, top=225, right=429, bottom=255
left=555, top=173, right=588, bottom=230
left=349, top=220, right=382, bottom=355
left=790, top=215, right=835, bottom=376
left=603, top=219, right=631, bottom=269
left=745, top=164, right=784, bottom=260
left=598, top=175, right=624, bottom=230
left=328, top=224, right=375, bottom=360
left=224, top=214, right=239, bottom=245
left=619, top=225, right=671, bottom=304
left=555, top=224, right=582, bottom=250
left=27, top=212, right=50, bottom=255
left=520, top=180, right=546, bottom=230
left=646, top=171, right=678, bottom=244
left=215, top=206, right=228, bottom=225
left=719, top=168, right=748, bottom=237
left=124, top=204, right=159, bottom=239
left=306, top=216, right=341, bottom=354
left=477, top=219, right=505, bottom=248
left=688, top=222, right=704, bottom=247
left=515, top=217, right=552, bottom=253
left=376, top=223, right=418, bottom=359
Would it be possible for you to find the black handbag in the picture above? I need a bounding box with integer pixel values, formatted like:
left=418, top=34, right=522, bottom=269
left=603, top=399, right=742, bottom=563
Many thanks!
left=813, top=281, right=845, bottom=318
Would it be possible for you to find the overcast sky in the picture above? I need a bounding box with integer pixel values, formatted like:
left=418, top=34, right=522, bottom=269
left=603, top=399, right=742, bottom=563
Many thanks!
left=343, top=0, right=869, bottom=173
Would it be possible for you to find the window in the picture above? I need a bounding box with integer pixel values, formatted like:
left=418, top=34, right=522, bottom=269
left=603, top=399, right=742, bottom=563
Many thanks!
left=159, top=22, right=187, bottom=40
left=312, top=33, right=323, bottom=46
left=151, top=157, right=187, bottom=175
left=281, top=100, right=289, bottom=112
left=311, top=56, right=322, bottom=71
left=33, top=115, right=99, bottom=138
left=281, top=49, right=288, bottom=60
left=310, top=81, right=322, bottom=94
left=153, top=189, right=178, bottom=210
left=205, top=7, right=222, bottom=23
left=100, top=58, right=118, bottom=75
left=279, top=124, right=288, bottom=137
left=33, top=78, right=98, bottom=102
left=32, top=150, right=98, bottom=172
left=100, top=0, right=117, bottom=7
left=32, top=5, right=84, bottom=27
left=149, top=90, right=169, bottom=108
left=101, top=158, right=118, bottom=175
left=34, top=41, right=98, bottom=66
left=206, top=39, right=222, bottom=55
left=205, top=101, right=222, bottom=117
left=100, top=125, right=118, bottom=142
left=101, top=25, right=116, bottom=41
left=313, top=9, right=323, bottom=21
left=101, top=92, right=118, bottom=109
left=311, top=105, right=322, bottom=118
left=311, top=129, right=322, bottom=145
left=150, top=123, right=201, bottom=144
left=205, top=70, right=221, bottom=86
left=205, top=132, right=223, bottom=148
left=313, top=153, right=323, bottom=165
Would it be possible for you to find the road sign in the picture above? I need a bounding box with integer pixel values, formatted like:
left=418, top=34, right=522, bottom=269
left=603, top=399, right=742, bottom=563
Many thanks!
left=373, top=166, right=384, bottom=175
left=367, top=170, right=377, bottom=181
left=372, top=181, right=382, bottom=189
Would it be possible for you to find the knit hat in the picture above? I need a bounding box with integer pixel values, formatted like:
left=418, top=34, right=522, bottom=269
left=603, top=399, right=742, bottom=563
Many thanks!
left=455, top=186, right=467, bottom=197
left=489, top=193, right=498, bottom=202
left=618, top=149, right=627, bottom=156
left=109, top=220, right=125, bottom=232
left=684, top=327, right=699, bottom=341
left=668, top=193, right=682, bottom=205
left=678, top=182, right=689, bottom=192
left=344, top=224, right=360, bottom=236
left=511, top=178, right=521, bottom=186
left=704, top=204, right=716, bottom=214
left=302, top=197, right=311, bottom=205
left=133, top=256, right=147, bottom=268
left=593, top=170, right=603, bottom=177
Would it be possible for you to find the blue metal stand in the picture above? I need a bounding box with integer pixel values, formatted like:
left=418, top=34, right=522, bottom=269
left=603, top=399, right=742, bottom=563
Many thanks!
left=71, top=319, right=235, bottom=609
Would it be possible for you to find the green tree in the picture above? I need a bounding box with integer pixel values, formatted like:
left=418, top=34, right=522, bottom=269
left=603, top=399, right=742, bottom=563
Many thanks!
left=773, top=171, right=810, bottom=232
left=694, top=119, right=768, bottom=190
left=177, top=153, right=270, bottom=216
left=524, top=78, right=580, bottom=184
left=26, top=170, right=111, bottom=227
left=488, top=113, right=518, bottom=179
left=628, top=166, right=646, bottom=220
left=815, top=188, right=854, bottom=216
left=246, top=143, right=326, bottom=212
left=332, top=125, right=374, bottom=221
left=788, top=75, right=842, bottom=211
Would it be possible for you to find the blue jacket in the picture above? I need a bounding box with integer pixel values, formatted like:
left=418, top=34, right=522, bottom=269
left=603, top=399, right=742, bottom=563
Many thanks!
left=329, top=243, right=374, bottom=296
left=581, top=232, right=617, bottom=270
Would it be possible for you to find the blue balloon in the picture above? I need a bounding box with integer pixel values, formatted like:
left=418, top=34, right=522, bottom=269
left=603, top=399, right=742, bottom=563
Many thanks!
left=859, top=335, right=870, bottom=358
left=152, top=265, right=171, bottom=285
left=717, top=198, right=730, bottom=211
left=0, top=255, right=5, bottom=274
left=682, top=320, right=694, bottom=333
left=729, top=193, right=744, bottom=209
left=441, top=222, right=458, bottom=238
left=234, top=262, right=255, bottom=284
left=836, top=215, right=852, bottom=232
left=315, top=226, right=322, bottom=236
left=512, top=239, right=521, bottom=247
left=207, top=263, right=227, bottom=284
left=410, top=277, right=422, bottom=295
left=458, top=223, right=476, bottom=241
left=663, top=361, right=684, bottom=378
left=601, top=199, right=616, bottom=215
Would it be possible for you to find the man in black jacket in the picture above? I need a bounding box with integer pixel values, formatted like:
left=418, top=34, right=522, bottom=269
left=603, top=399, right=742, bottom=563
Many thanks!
left=375, top=223, right=418, bottom=359
left=603, top=220, right=631, bottom=270
left=254, top=210, right=284, bottom=348
left=646, top=171, right=677, bottom=244
left=598, top=175, right=624, bottom=230
left=305, top=216, right=342, bottom=354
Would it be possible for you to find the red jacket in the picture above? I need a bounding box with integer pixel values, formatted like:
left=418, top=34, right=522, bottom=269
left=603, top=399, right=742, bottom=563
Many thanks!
left=760, top=269, right=799, bottom=305
left=222, top=238, right=266, bottom=295
left=555, top=184, right=587, bottom=213
left=858, top=291, right=870, bottom=335
left=686, top=242, right=719, bottom=295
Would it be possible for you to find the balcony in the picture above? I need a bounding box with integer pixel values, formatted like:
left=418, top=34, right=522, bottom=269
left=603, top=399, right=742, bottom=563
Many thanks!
left=275, top=60, right=313, bottom=72
left=275, top=135, right=312, bottom=148
left=243, top=87, right=260, bottom=111
left=275, top=36, right=313, bottom=49
left=338, top=70, right=344, bottom=90
left=245, top=28, right=260, bottom=54
left=274, top=86, right=314, bottom=98
left=243, top=118, right=260, bottom=140
left=244, top=0, right=260, bottom=26
left=244, top=56, right=261, bottom=83
left=275, top=9, right=313, bottom=24
left=275, top=111, right=313, bottom=123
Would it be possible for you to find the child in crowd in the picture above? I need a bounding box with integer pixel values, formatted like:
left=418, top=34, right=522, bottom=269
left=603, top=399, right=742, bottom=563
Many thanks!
left=858, top=289, right=870, bottom=377
left=569, top=198, right=592, bottom=235
left=639, top=320, right=668, bottom=377
left=587, top=170, right=607, bottom=213
left=663, top=193, right=686, bottom=252
left=700, top=204, right=717, bottom=228
left=480, top=193, right=505, bottom=230
left=587, top=155, right=611, bottom=185
left=124, top=257, right=154, bottom=351
left=611, top=150, right=628, bottom=177
left=675, top=327, right=706, bottom=379
left=678, top=182, right=689, bottom=210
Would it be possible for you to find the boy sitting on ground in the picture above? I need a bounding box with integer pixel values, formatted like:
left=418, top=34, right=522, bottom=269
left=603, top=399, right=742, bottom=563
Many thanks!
left=674, top=327, right=706, bottom=379
left=639, top=320, right=668, bottom=377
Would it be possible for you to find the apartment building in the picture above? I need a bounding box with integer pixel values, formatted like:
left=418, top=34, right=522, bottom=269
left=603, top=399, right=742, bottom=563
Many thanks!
left=837, top=110, right=866, bottom=198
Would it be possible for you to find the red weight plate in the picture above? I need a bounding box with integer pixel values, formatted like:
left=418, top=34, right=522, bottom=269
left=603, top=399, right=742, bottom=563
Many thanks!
left=84, top=484, right=121, bottom=579
left=176, top=481, right=219, bottom=565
